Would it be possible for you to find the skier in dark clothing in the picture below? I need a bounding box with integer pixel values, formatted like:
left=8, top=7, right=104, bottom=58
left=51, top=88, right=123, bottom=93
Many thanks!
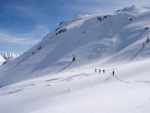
left=72, top=54, right=76, bottom=62
left=99, top=69, right=101, bottom=73
left=147, top=37, right=149, bottom=43
left=103, top=70, right=105, bottom=73
left=112, top=71, right=115, bottom=75
left=95, top=69, right=97, bottom=72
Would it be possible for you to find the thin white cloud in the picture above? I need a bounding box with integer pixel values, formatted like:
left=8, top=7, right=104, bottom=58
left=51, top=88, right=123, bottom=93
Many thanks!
left=0, top=24, right=50, bottom=46
left=0, top=32, right=40, bottom=45
left=0, top=24, right=50, bottom=54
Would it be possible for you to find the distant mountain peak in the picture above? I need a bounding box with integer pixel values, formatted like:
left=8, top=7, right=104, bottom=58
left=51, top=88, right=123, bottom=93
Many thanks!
left=0, top=52, right=19, bottom=60
left=116, top=5, right=135, bottom=12
left=116, top=5, right=150, bottom=13
left=123, top=5, right=136, bottom=10
left=0, top=52, right=19, bottom=66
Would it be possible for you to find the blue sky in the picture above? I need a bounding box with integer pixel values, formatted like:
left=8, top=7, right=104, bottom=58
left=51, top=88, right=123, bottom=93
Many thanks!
left=0, top=0, right=150, bottom=54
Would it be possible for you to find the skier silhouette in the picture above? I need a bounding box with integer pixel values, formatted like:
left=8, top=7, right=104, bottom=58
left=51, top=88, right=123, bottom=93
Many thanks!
left=147, top=37, right=149, bottom=43
left=95, top=69, right=97, bottom=72
left=72, top=54, right=76, bottom=62
left=99, top=69, right=101, bottom=73
left=112, top=71, right=115, bottom=75
left=103, top=70, right=105, bottom=73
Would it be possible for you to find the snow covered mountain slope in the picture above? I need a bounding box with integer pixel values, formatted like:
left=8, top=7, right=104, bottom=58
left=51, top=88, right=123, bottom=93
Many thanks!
left=0, top=6, right=150, bottom=113
left=0, top=6, right=150, bottom=87
left=0, top=52, right=19, bottom=66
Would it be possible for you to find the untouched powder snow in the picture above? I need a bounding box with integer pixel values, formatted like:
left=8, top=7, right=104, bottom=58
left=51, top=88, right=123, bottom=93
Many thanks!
left=0, top=6, right=150, bottom=113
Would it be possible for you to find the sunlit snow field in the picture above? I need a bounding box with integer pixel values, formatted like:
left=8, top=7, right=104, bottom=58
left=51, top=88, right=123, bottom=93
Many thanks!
left=0, top=6, right=150, bottom=113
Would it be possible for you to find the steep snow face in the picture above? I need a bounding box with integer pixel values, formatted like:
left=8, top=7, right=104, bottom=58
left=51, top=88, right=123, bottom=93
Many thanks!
left=0, top=53, right=19, bottom=66
left=0, top=6, right=150, bottom=87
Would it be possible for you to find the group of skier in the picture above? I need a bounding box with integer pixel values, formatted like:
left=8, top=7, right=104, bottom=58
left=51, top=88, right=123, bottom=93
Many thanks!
left=95, top=68, right=115, bottom=75
left=95, top=69, right=105, bottom=73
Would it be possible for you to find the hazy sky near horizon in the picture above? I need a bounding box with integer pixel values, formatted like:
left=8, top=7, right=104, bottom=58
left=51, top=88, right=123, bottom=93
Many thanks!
left=0, top=0, right=150, bottom=54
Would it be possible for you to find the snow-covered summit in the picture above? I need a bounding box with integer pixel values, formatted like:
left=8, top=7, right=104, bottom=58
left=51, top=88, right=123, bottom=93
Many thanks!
left=0, top=6, right=150, bottom=87
left=118, top=5, right=136, bottom=12
left=116, top=5, right=150, bottom=15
